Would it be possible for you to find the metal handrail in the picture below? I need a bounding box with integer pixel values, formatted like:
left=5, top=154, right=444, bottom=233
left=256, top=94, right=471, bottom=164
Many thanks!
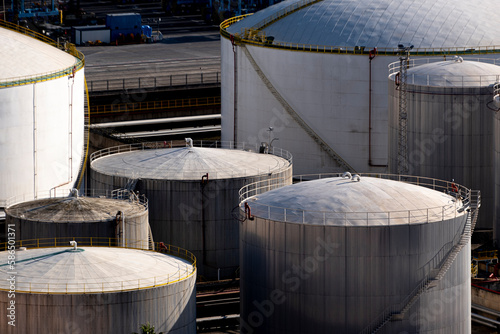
left=4, top=189, right=148, bottom=213
left=0, top=20, right=85, bottom=88
left=87, top=71, right=221, bottom=93
left=90, top=140, right=293, bottom=166
left=90, top=96, right=221, bottom=115
left=220, top=16, right=500, bottom=56
left=239, top=173, right=470, bottom=226
left=0, top=237, right=196, bottom=294
left=388, top=57, right=500, bottom=88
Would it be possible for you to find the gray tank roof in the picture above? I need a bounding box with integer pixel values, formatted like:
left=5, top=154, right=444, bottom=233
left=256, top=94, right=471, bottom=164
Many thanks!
left=91, top=147, right=291, bottom=180
left=0, top=247, right=193, bottom=293
left=227, top=0, right=500, bottom=49
left=392, top=59, right=500, bottom=87
left=6, top=196, right=147, bottom=222
left=246, top=176, right=464, bottom=225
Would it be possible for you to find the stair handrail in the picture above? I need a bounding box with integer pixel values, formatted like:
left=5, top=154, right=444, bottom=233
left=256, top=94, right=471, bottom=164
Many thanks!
left=360, top=190, right=480, bottom=334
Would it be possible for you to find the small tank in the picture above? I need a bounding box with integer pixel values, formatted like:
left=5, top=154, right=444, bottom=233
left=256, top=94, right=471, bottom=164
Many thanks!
left=5, top=190, right=150, bottom=249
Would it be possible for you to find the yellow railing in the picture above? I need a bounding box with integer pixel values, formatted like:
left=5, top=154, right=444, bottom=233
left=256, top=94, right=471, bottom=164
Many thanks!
left=0, top=19, right=85, bottom=88
left=0, top=237, right=196, bottom=294
left=90, top=96, right=221, bottom=115
left=220, top=15, right=500, bottom=56
left=473, top=250, right=499, bottom=261
left=471, top=263, right=479, bottom=278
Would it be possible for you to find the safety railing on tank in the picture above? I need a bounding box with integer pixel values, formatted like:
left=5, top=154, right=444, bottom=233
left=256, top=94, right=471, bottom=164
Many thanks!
left=90, top=140, right=293, bottom=169
left=0, top=237, right=196, bottom=294
left=239, top=173, right=471, bottom=226
left=388, top=57, right=500, bottom=88
left=221, top=15, right=500, bottom=56
left=4, top=189, right=148, bottom=213
left=0, top=20, right=84, bottom=88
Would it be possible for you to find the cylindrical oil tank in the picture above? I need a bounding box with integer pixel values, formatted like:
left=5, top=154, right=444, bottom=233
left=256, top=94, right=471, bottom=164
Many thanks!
left=388, top=58, right=500, bottom=232
left=495, top=91, right=500, bottom=242
left=239, top=174, right=477, bottom=334
left=220, top=0, right=500, bottom=175
left=5, top=191, right=150, bottom=249
left=0, top=241, right=196, bottom=334
left=90, top=141, right=292, bottom=279
left=0, top=27, right=85, bottom=208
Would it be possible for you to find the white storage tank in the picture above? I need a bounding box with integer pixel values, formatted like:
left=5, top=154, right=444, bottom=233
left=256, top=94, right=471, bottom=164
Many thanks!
left=388, top=58, right=500, bottom=233
left=90, top=141, right=292, bottom=279
left=239, top=174, right=479, bottom=333
left=0, top=26, right=85, bottom=208
left=5, top=190, right=150, bottom=249
left=0, top=240, right=196, bottom=334
left=220, top=0, right=500, bottom=175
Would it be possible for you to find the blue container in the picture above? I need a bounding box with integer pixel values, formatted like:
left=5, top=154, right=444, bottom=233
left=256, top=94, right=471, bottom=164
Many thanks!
left=106, top=13, right=141, bottom=42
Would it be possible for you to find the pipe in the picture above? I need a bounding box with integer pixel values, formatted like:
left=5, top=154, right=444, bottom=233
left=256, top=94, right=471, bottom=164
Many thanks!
left=185, top=137, right=193, bottom=148
left=368, top=48, right=387, bottom=168
left=69, top=241, right=77, bottom=251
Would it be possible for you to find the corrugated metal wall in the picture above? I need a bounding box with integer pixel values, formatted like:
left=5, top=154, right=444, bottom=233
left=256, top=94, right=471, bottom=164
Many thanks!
left=388, top=80, right=495, bottom=231
left=495, top=110, right=500, bottom=242
left=0, top=270, right=196, bottom=334
left=240, top=215, right=470, bottom=333
left=91, top=163, right=292, bottom=279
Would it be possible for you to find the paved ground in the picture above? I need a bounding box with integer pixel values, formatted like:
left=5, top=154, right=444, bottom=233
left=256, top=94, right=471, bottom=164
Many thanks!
left=76, top=0, right=222, bottom=81
left=80, top=33, right=221, bottom=80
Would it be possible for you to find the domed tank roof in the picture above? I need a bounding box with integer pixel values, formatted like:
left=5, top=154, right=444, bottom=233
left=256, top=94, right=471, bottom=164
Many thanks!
left=227, top=0, right=500, bottom=49
left=0, top=27, right=76, bottom=80
left=6, top=196, right=146, bottom=222
left=91, top=146, right=291, bottom=180
left=0, top=247, right=193, bottom=293
left=391, top=59, right=500, bottom=87
left=246, top=176, right=464, bottom=225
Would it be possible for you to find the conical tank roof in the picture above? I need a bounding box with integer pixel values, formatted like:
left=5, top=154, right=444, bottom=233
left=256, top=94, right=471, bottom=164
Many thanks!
left=392, top=59, right=500, bottom=87
left=6, top=196, right=146, bottom=222
left=0, top=247, right=193, bottom=293
left=246, top=176, right=465, bottom=225
left=0, top=27, right=76, bottom=80
left=91, top=146, right=291, bottom=180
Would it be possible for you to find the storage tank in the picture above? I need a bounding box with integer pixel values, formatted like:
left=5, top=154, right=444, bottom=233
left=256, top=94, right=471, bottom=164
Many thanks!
left=5, top=190, right=150, bottom=249
left=0, top=24, right=85, bottom=208
left=495, top=85, right=500, bottom=242
left=90, top=140, right=292, bottom=279
left=0, top=239, right=196, bottom=334
left=239, top=174, right=479, bottom=333
left=388, top=58, right=500, bottom=233
left=220, top=0, right=500, bottom=175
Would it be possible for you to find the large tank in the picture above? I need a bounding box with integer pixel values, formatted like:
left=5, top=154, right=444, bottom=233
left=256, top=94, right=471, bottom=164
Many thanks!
left=388, top=58, right=500, bottom=233
left=239, top=174, right=478, bottom=333
left=0, top=240, right=196, bottom=334
left=5, top=190, right=150, bottom=249
left=0, top=25, right=85, bottom=208
left=220, top=0, right=500, bottom=175
left=90, top=141, right=292, bottom=279
left=495, top=88, right=500, bottom=242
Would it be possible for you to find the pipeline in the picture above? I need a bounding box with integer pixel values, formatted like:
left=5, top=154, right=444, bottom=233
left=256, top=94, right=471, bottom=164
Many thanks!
left=368, top=48, right=387, bottom=168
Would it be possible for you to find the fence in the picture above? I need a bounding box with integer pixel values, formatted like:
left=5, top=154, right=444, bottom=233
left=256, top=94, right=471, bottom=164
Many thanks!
left=88, top=71, right=220, bottom=93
